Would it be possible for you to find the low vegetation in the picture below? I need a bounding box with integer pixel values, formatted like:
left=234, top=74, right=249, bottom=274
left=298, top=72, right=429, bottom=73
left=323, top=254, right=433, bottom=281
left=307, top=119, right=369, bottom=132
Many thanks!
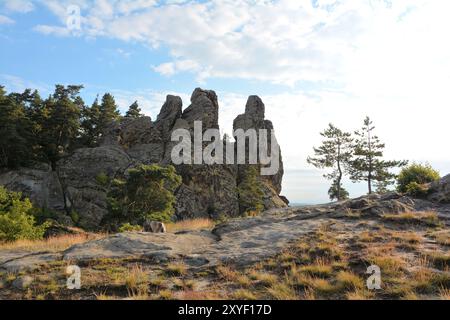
left=381, top=211, right=442, bottom=228
left=0, top=205, right=448, bottom=300
left=397, top=163, right=440, bottom=194
left=0, top=186, right=49, bottom=242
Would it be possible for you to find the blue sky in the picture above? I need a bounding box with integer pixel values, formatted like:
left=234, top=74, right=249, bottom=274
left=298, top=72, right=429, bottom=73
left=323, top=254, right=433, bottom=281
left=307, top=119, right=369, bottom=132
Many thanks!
left=1, top=0, right=450, bottom=203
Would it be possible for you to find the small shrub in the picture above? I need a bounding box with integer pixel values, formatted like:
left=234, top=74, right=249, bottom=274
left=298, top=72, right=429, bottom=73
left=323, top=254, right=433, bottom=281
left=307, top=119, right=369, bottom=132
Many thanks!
left=70, top=211, right=80, bottom=224
left=397, top=163, right=440, bottom=193
left=118, top=223, right=142, bottom=233
left=95, top=172, right=109, bottom=187
left=405, top=182, right=429, bottom=198
left=0, top=187, right=49, bottom=242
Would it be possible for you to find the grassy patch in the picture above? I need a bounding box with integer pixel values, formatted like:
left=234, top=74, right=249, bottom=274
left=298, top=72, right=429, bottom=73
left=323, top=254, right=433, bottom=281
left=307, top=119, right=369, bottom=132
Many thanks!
left=125, top=264, right=148, bottom=297
left=164, top=263, right=187, bottom=277
left=0, top=233, right=102, bottom=252
left=166, top=219, right=215, bottom=233
left=381, top=211, right=442, bottom=228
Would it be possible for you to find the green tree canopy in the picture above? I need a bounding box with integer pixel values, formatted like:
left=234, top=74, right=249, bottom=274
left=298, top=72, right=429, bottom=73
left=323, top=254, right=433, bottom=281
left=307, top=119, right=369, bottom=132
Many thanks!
left=328, top=180, right=350, bottom=201
left=307, top=124, right=353, bottom=201
left=349, top=117, right=407, bottom=194
left=125, top=101, right=143, bottom=119
left=107, top=164, right=182, bottom=225
left=39, top=85, right=84, bottom=169
left=98, top=93, right=120, bottom=133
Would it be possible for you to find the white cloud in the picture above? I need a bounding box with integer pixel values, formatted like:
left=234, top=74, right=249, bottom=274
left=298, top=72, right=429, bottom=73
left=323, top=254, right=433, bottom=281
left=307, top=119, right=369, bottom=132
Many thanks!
left=0, top=15, right=15, bottom=25
left=33, top=24, right=72, bottom=36
left=32, top=0, right=450, bottom=90
left=2, top=0, right=34, bottom=13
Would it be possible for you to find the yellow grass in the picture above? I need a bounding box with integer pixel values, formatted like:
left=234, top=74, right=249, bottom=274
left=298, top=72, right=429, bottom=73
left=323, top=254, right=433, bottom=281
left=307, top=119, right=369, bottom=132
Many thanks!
left=125, top=264, right=148, bottom=297
left=166, top=218, right=215, bottom=233
left=381, top=211, right=441, bottom=227
left=0, top=233, right=103, bottom=252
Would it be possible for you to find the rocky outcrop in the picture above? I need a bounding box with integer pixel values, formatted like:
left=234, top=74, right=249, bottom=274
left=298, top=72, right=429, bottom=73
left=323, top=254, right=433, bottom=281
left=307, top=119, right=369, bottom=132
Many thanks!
left=233, top=96, right=286, bottom=209
left=57, top=146, right=131, bottom=229
left=428, top=174, right=450, bottom=203
left=174, top=164, right=239, bottom=220
left=0, top=165, right=68, bottom=223
left=0, top=88, right=287, bottom=230
left=182, top=88, right=219, bottom=130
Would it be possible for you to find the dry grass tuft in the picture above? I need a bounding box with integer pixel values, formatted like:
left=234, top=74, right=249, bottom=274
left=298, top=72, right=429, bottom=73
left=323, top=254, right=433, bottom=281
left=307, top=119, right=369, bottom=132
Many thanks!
left=0, top=233, right=103, bottom=252
left=166, top=218, right=215, bottom=233
left=233, top=289, right=257, bottom=300
left=125, top=264, right=148, bottom=297
left=336, top=271, right=364, bottom=290
left=266, top=282, right=297, bottom=300
left=381, top=211, right=442, bottom=227
left=165, top=263, right=187, bottom=277
left=439, top=287, right=450, bottom=300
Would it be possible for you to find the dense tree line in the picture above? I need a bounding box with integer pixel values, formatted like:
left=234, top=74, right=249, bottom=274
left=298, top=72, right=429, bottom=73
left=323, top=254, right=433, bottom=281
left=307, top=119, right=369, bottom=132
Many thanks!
left=0, top=85, right=143, bottom=170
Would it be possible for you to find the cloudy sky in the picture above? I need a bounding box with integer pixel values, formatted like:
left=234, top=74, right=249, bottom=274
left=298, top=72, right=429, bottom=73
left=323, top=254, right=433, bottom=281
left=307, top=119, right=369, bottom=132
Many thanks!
left=1, top=0, right=449, bottom=203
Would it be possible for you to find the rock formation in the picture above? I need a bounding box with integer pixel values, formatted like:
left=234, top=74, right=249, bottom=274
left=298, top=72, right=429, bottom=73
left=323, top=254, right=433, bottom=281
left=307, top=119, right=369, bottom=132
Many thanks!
left=0, top=88, right=287, bottom=230
left=428, top=174, right=450, bottom=203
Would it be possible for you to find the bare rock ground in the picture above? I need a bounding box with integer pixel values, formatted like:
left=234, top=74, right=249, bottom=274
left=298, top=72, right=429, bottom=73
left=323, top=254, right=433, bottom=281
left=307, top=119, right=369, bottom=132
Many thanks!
left=1, top=192, right=448, bottom=274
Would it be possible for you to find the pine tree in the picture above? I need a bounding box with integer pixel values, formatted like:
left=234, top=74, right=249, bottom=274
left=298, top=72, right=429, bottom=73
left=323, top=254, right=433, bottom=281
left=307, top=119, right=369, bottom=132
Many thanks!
left=349, top=117, right=407, bottom=194
left=307, top=124, right=353, bottom=201
left=125, top=101, right=142, bottom=118
left=80, top=96, right=101, bottom=147
left=0, top=88, right=36, bottom=168
left=98, top=93, right=121, bottom=136
left=40, top=85, right=84, bottom=169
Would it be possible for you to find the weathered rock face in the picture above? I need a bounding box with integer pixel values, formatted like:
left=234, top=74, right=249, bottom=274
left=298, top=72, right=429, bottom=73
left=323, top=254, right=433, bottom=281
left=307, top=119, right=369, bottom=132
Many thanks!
left=428, top=174, right=450, bottom=203
left=57, top=146, right=131, bottom=229
left=174, top=164, right=239, bottom=220
left=0, top=165, right=68, bottom=223
left=0, top=88, right=287, bottom=230
left=182, top=88, right=219, bottom=130
left=155, top=95, right=183, bottom=142
left=233, top=96, right=286, bottom=209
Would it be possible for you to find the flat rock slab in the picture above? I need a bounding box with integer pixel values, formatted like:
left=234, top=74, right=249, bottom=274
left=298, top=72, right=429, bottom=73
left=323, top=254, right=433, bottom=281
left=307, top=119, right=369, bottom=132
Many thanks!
left=0, top=252, right=62, bottom=273
left=63, top=231, right=216, bottom=263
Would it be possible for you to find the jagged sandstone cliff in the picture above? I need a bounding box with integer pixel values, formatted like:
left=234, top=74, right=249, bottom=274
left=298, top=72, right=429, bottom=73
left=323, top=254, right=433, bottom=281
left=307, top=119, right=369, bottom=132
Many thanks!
left=0, top=88, right=288, bottom=230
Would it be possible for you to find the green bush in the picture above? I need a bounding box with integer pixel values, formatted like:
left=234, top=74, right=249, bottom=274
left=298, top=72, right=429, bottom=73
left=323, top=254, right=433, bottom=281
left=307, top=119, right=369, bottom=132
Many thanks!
left=118, top=223, right=142, bottom=233
left=0, top=186, right=49, bottom=242
left=397, top=163, right=440, bottom=193
left=405, top=182, right=429, bottom=198
left=145, top=210, right=173, bottom=223
left=70, top=211, right=80, bottom=224
left=106, top=164, right=182, bottom=226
